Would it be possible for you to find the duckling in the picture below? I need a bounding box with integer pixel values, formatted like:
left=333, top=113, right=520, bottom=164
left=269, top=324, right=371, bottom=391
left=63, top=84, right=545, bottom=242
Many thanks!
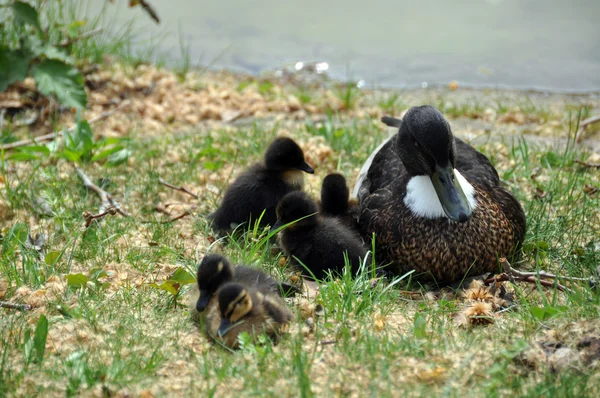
left=354, top=105, right=526, bottom=283
left=209, top=137, right=314, bottom=233
left=194, top=253, right=298, bottom=315
left=205, top=282, right=293, bottom=349
left=275, top=191, right=368, bottom=280
left=319, top=173, right=360, bottom=231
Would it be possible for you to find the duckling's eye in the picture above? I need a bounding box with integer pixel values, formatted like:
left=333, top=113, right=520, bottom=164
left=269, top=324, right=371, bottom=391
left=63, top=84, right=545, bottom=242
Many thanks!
left=413, top=138, right=422, bottom=151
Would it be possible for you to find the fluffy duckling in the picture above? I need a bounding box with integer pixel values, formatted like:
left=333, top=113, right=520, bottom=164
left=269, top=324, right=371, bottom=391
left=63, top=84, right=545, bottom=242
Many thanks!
left=195, top=253, right=297, bottom=314
left=209, top=137, right=314, bottom=232
left=319, top=173, right=360, bottom=231
left=275, top=191, right=368, bottom=280
left=206, top=282, right=293, bottom=349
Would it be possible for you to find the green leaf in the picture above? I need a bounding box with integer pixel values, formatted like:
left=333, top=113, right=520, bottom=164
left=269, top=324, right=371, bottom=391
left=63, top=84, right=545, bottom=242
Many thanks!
left=18, top=145, right=51, bottom=156
left=66, top=273, right=89, bottom=288
left=38, top=46, right=73, bottom=64
left=57, top=147, right=83, bottom=162
left=170, top=268, right=195, bottom=285
left=6, top=152, right=41, bottom=161
left=89, top=268, right=107, bottom=281
left=90, top=146, right=124, bottom=162
left=31, top=60, right=87, bottom=109
left=147, top=281, right=181, bottom=296
left=33, top=314, right=48, bottom=364
left=73, top=120, right=94, bottom=154
left=0, top=47, right=30, bottom=91
left=12, top=1, right=43, bottom=33
left=23, top=329, right=33, bottom=364
left=44, top=251, right=61, bottom=265
left=106, top=148, right=132, bottom=166
left=7, top=145, right=51, bottom=161
left=413, top=313, right=427, bottom=338
left=530, top=305, right=566, bottom=321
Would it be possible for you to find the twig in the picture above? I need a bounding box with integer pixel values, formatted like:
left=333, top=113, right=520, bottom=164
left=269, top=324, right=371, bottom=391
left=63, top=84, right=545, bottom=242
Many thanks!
left=0, top=100, right=131, bottom=151
left=575, top=114, right=600, bottom=143
left=501, top=258, right=591, bottom=283
left=137, top=0, right=160, bottom=24
left=483, top=258, right=583, bottom=293
left=163, top=211, right=192, bottom=223
left=76, top=167, right=130, bottom=226
left=59, top=28, right=103, bottom=47
left=144, top=205, right=196, bottom=224
left=0, top=301, right=32, bottom=311
left=82, top=209, right=117, bottom=228
left=575, top=160, right=600, bottom=168
left=320, top=340, right=338, bottom=346
left=485, top=273, right=568, bottom=292
left=159, top=178, right=199, bottom=199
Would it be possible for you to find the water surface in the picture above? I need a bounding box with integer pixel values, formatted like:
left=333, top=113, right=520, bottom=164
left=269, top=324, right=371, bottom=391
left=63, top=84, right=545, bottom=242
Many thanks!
left=91, top=0, right=600, bottom=92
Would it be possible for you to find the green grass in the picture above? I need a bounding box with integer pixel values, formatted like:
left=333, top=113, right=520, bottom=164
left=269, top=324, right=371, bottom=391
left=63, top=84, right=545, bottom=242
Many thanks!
left=1, top=102, right=600, bottom=396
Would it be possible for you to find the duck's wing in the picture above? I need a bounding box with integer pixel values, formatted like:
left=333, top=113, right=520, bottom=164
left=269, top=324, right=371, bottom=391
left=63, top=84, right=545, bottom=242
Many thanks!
left=455, top=138, right=526, bottom=246
left=454, top=138, right=500, bottom=188
left=353, top=134, right=400, bottom=201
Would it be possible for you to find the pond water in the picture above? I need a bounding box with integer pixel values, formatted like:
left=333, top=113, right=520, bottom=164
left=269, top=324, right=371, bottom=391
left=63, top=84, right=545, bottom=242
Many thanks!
left=90, top=0, right=600, bottom=92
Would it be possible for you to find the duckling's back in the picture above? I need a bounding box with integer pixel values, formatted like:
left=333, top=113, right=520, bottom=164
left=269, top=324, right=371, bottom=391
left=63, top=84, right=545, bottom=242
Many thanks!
left=282, top=217, right=368, bottom=279
left=210, top=164, right=298, bottom=231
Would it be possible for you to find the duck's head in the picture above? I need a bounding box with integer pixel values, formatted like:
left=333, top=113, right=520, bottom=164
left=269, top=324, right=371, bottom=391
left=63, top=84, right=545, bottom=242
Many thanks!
left=383, top=105, right=472, bottom=222
left=196, top=254, right=234, bottom=312
left=264, top=137, right=314, bottom=174
left=217, top=283, right=253, bottom=337
left=274, top=191, right=318, bottom=230
left=320, top=173, right=349, bottom=215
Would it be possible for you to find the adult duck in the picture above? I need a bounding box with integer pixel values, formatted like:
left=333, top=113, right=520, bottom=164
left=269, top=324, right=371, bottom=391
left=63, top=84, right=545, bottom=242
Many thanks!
left=354, top=105, right=526, bottom=284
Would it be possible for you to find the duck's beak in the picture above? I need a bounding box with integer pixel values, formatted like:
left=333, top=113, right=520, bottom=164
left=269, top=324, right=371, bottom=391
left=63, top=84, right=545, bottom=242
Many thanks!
left=297, top=161, right=314, bottom=174
left=196, top=290, right=211, bottom=312
left=217, top=318, right=232, bottom=337
left=431, top=165, right=472, bottom=223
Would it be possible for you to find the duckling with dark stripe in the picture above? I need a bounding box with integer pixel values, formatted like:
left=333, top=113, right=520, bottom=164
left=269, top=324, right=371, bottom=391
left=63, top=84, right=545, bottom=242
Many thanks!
left=194, top=254, right=297, bottom=316
left=275, top=191, right=368, bottom=280
left=209, top=137, right=314, bottom=232
left=206, top=282, right=293, bottom=349
left=355, top=105, right=526, bottom=284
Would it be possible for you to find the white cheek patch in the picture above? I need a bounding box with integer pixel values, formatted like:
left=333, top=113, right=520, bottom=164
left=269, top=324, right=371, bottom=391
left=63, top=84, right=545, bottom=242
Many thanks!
left=454, top=170, right=478, bottom=211
left=403, top=169, right=478, bottom=219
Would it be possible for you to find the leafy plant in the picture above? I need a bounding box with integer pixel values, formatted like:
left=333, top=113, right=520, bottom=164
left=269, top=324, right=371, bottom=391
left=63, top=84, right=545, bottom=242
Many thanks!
left=1, top=1, right=87, bottom=108
left=23, top=314, right=48, bottom=366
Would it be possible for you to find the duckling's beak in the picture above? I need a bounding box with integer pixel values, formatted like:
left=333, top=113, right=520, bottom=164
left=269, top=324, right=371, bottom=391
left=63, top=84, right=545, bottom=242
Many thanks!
left=196, top=290, right=211, bottom=312
left=297, top=162, right=314, bottom=174
left=217, top=318, right=232, bottom=337
left=272, top=219, right=283, bottom=231
left=431, top=165, right=472, bottom=223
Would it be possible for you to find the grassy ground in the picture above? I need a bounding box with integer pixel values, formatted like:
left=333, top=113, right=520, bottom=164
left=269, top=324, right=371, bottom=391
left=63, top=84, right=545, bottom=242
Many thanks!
left=2, top=2, right=600, bottom=396
left=1, top=86, right=600, bottom=396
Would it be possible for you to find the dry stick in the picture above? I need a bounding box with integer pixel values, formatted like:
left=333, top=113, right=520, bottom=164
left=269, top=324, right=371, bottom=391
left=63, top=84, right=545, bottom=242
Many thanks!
left=82, top=209, right=117, bottom=228
left=76, top=167, right=130, bottom=228
left=0, top=301, right=32, bottom=311
left=500, top=258, right=591, bottom=283
left=158, top=178, right=199, bottom=199
left=138, top=0, right=161, bottom=24
left=0, top=100, right=131, bottom=151
left=59, top=28, right=103, bottom=47
left=575, top=160, right=600, bottom=168
left=575, top=114, right=600, bottom=143
left=484, top=258, right=574, bottom=293
left=163, top=210, right=193, bottom=223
